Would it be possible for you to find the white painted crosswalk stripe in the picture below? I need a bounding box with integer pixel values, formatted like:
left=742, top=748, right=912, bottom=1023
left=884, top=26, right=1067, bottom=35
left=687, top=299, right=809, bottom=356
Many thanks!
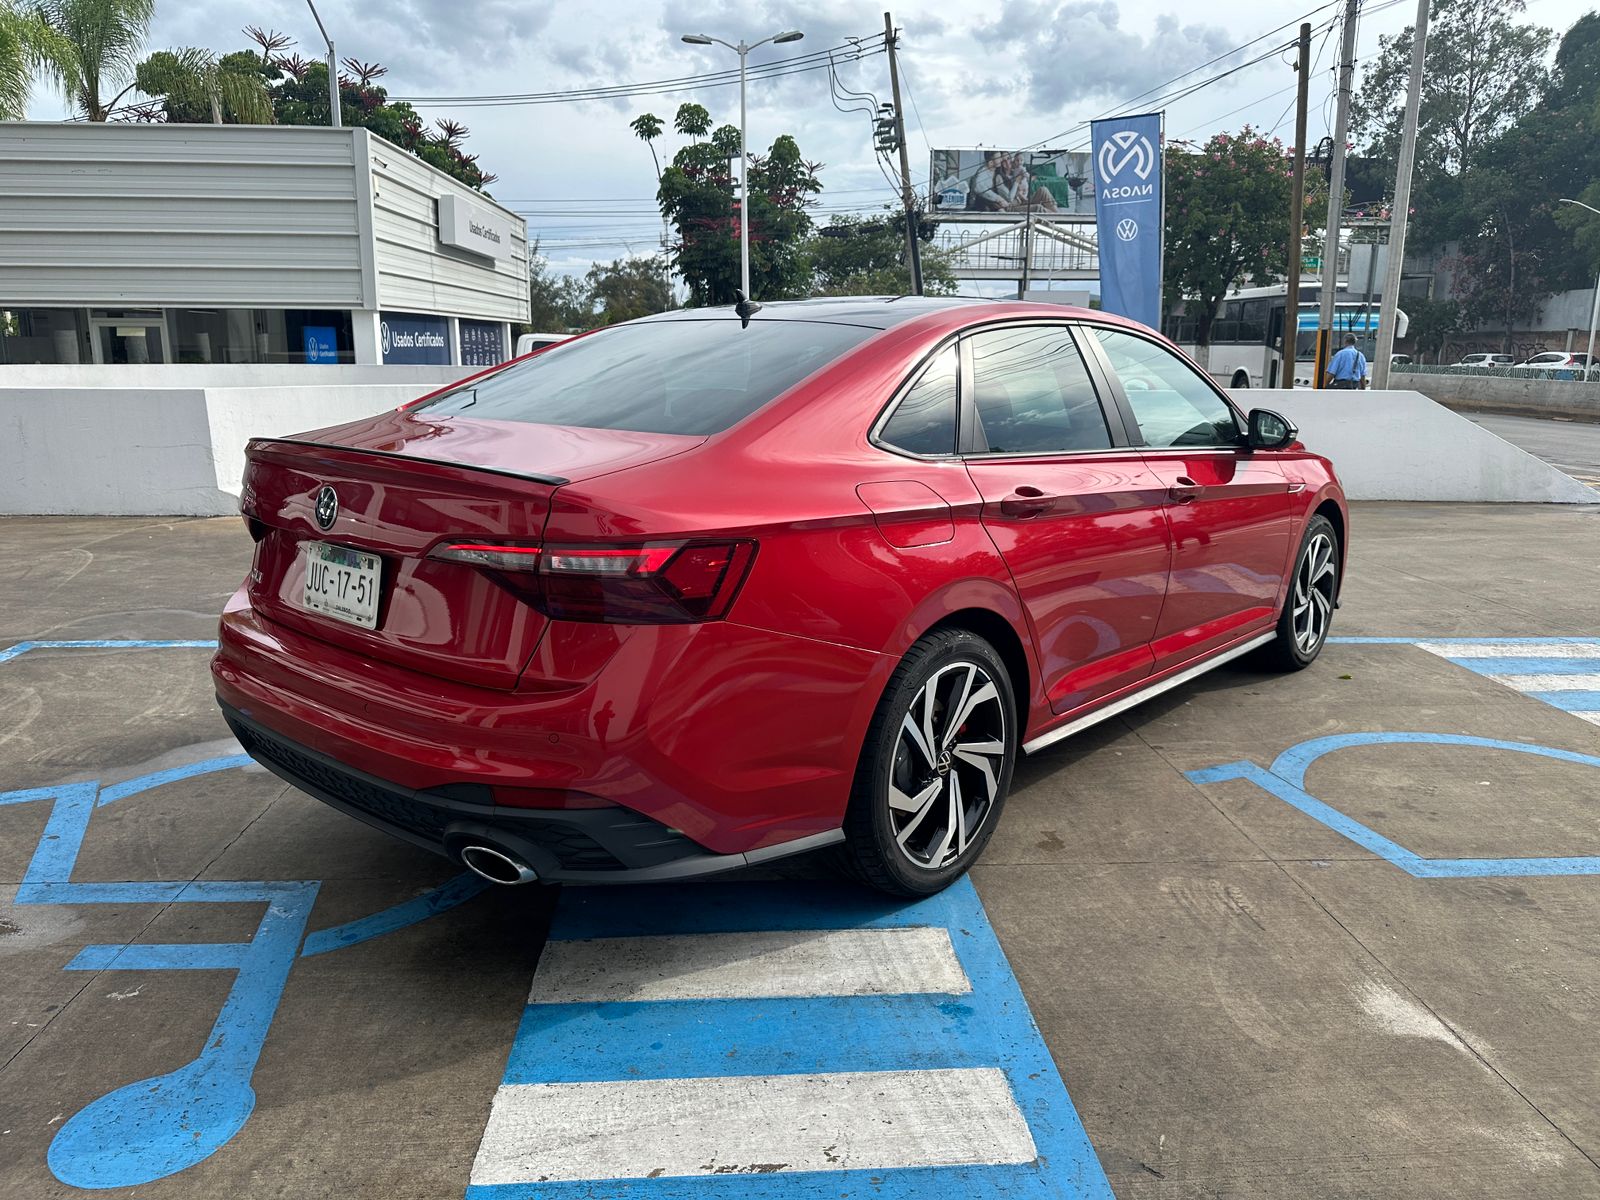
left=469, top=1068, right=1037, bottom=1186
left=1416, top=641, right=1600, bottom=659
left=530, top=926, right=970, bottom=1004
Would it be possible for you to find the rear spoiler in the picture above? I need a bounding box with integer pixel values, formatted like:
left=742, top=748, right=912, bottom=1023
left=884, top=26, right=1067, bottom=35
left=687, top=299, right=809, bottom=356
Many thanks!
left=248, top=438, right=570, bottom=487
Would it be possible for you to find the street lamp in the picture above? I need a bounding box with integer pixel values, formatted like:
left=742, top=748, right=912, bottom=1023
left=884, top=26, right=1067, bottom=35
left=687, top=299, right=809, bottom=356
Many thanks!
left=305, top=0, right=340, bottom=128
left=1558, top=198, right=1600, bottom=380
left=680, top=29, right=804, bottom=302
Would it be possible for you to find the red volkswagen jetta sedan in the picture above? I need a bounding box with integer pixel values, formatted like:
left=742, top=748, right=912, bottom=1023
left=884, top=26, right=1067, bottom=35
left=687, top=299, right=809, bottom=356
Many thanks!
left=214, top=297, right=1345, bottom=896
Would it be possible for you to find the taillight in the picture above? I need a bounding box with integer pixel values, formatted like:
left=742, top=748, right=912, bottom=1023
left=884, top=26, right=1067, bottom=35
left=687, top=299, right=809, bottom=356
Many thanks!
left=429, top=540, right=756, bottom=624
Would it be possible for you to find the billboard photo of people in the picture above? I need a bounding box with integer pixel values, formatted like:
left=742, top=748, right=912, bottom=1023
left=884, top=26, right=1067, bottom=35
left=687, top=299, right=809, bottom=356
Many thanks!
left=930, top=149, right=1096, bottom=216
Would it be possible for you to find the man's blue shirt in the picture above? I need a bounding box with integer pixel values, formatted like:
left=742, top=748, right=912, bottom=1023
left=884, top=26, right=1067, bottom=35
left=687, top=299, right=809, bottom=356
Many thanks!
left=1327, top=346, right=1368, bottom=381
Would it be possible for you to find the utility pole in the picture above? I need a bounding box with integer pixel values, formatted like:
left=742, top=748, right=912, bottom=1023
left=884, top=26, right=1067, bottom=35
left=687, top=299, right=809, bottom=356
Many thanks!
left=1315, top=0, right=1361, bottom=388
left=1372, top=0, right=1429, bottom=389
left=1282, top=22, right=1312, bottom=388
left=883, top=12, right=924, bottom=295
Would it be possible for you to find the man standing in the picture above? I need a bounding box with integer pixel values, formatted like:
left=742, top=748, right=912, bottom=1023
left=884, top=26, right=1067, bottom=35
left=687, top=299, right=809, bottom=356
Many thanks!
left=1325, top=334, right=1369, bottom=390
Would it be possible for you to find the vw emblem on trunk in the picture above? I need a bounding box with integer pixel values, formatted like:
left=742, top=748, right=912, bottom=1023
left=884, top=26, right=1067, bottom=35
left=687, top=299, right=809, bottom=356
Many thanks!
left=313, top=486, right=338, bottom=531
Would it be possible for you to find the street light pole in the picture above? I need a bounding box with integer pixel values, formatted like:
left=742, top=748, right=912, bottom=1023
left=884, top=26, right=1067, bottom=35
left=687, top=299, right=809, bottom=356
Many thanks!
left=681, top=29, right=804, bottom=302
left=1315, top=0, right=1361, bottom=389
left=1558, top=198, right=1600, bottom=379
left=305, top=0, right=340, bottom=128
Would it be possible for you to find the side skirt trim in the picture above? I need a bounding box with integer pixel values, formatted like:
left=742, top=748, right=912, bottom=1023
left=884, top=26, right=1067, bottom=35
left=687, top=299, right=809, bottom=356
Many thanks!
left=1021, top=631, right=1277, bottom=755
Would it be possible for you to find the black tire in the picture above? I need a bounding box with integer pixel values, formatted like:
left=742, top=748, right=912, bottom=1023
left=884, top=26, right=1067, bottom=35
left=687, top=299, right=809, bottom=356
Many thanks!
left=1231, top=371, right=1250, bottom=390
left=1259, top=514, right=1339, bottom=672
left=839, top=629, right=1018, bottom=897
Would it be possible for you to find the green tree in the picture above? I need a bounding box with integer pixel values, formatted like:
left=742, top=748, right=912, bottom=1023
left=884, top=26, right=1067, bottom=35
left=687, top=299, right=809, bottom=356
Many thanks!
left=1403, top=296, right=1464, bottom=361
left=0, top=1, right=69, bottom=119
left=586, top=256, right=675, bottom=325
left=1428, top=14, right=1600, bottom=340
left=634, top=102, right=822, bottom=305
left=804, top=211, right=958, bottom=296
left=1163, top=129, right=1327, bottom=366
left=525, top=244, right=596, bottom=332
left=133, top=47, right=273, bottom=123
left=1352, top=0, right=1552, bottom=176
left=36, top=0, right=154, bottom=120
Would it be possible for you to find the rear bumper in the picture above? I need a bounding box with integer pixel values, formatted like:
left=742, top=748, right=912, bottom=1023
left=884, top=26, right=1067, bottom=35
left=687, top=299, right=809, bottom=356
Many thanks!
left=222, top=703, right=842, bottom=883
left=211, top=587, right=888, bottom=860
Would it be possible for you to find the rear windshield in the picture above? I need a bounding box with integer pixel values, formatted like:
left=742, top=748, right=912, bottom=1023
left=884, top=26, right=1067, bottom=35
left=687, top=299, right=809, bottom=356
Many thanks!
left=415, top=319, right=876, bottom=435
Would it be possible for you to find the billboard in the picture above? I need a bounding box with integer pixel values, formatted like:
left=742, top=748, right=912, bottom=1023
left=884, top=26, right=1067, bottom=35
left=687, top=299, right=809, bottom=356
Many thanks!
left=929, top=149, right=1096, bottom=217
left=1090, top=114, right=1163, bottom=329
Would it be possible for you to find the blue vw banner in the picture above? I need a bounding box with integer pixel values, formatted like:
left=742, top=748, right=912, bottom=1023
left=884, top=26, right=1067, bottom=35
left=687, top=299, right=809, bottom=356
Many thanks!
left=1091, top=113, right=1163, bottom=329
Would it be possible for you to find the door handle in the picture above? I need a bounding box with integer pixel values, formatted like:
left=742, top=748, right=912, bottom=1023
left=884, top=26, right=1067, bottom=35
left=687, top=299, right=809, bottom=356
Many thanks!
left=1167, top=476, right=1201, bottom=504
left=999, top=486, right=1054, bottom=518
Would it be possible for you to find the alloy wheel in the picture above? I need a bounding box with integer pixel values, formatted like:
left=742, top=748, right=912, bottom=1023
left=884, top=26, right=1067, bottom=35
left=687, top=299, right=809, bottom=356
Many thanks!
left=888, top=661, right=1008, bottom=870
left=1292, top=532, right=1336, bottom=654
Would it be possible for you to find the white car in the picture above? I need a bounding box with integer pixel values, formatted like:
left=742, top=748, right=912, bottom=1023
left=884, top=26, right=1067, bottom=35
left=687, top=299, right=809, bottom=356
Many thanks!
left=1450, top=353, right=1512, bottom=371
left=1509, top=351, right=1593, bottom=380
left=514, top=332, right=569, bottom=357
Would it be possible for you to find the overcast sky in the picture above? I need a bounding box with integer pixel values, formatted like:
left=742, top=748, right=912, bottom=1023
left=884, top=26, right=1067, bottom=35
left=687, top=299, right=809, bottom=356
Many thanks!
left=25, top=0, right=1596, bottom=281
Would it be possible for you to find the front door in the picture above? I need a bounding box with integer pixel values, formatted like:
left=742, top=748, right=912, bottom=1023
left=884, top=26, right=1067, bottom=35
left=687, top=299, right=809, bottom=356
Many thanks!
left=1086, top=325, right=1294, bottom=669
left=961, top=323, right=1173, bottom=716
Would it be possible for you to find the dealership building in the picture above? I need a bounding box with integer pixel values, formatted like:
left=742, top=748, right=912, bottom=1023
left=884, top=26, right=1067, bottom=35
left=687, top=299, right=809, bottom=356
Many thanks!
left=0, top=122, right=529, bottom=368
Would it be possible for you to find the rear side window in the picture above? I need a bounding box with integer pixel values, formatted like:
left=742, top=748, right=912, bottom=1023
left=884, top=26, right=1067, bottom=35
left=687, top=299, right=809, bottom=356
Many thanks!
left=415, top=319, right=875, bottom=435
left=1093, top=327, right=1241, bottom=448
left=968, top=325, right=1111, bottom=455
left=878, top=345, right=959, bottom=456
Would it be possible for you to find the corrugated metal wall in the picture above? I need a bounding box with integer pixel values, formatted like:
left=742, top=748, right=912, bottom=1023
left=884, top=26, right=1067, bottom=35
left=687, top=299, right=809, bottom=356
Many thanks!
left=0, top=123, right=367, bottom=308
left=365, top=134, right=530, bottom=323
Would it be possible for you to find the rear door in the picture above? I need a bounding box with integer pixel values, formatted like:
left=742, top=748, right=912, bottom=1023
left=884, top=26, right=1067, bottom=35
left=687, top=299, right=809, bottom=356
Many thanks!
left=1085, top=325, right=1294, bottom=670
left=959, top=323, right=1173, bottom=715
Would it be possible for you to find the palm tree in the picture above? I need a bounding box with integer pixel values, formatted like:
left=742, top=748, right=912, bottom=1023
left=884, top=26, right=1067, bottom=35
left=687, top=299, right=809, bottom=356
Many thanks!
left=0, top=0, right=70, bottom=119
left=36, top=0, right=155, bottom=120
left=134, top=47, right=274, bottom=124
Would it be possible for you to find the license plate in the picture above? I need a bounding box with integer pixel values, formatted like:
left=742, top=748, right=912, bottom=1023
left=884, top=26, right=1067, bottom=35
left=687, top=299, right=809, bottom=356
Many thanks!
left=300, top=542, right=382, bottom=629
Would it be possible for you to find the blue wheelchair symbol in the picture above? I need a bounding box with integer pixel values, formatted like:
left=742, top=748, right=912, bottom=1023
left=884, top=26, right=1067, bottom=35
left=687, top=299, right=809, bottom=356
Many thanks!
left=2, top=756, right=486, bottom=1189
left=1188, top=732, right=1600, bottom=878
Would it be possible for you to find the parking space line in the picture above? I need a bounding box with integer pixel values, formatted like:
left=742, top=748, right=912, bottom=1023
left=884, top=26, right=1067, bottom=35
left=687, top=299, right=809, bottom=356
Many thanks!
left=531, top=926, right=969, bottom=1003
left=472, top=1068, right=1038, bottom=1186
left=1415, top=641, right=1600, bottom=659
left=467, top=877, right=1114, bottom=1199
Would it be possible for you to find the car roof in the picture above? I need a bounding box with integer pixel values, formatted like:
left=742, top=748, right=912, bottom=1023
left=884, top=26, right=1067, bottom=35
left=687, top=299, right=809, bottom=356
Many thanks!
left=636, top=294, right=1097, bottom=331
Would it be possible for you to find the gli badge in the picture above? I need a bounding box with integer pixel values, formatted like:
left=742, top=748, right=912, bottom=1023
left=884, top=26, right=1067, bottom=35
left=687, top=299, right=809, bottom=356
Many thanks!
left=313, top=486, right=338, bottom=531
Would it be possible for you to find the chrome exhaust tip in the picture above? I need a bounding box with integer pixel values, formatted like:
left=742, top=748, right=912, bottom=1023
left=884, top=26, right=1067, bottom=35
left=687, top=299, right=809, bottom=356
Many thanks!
left=460, top=844, right=540, bottom=886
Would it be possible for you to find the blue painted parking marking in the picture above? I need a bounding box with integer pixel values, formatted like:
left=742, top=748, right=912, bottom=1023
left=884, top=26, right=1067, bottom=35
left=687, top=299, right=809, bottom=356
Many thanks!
left=1, top=639, right=488, bottom=1189
left=466, top=879, right=1113, bottom=1199
left=1189, top=732, right=1600, bottom=878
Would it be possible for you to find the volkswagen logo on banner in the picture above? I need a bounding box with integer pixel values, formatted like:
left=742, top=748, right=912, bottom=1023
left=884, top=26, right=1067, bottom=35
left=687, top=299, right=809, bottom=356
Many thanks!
left=1091, top=114, right=1164, bottom=330
left=1097, top=130, right=1156, bottom=183
left=379, top=321, right=392, bottom=356
left=314, top=486, right=339, bottom=531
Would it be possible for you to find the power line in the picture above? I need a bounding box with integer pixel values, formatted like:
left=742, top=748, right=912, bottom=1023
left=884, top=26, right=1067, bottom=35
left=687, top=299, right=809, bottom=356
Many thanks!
left=391, top=35, right=885, bottom=107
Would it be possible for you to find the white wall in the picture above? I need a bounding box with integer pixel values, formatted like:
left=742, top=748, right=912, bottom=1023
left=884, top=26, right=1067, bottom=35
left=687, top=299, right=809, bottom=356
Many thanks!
left=0, top=372, right=461, bottom=516
left=1253, top=390, right=1599, bottom=504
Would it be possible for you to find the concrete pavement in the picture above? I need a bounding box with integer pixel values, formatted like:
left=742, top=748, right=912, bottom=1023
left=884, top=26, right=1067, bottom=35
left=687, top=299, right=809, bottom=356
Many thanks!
left=2, top=504, right=1598, bottom=1198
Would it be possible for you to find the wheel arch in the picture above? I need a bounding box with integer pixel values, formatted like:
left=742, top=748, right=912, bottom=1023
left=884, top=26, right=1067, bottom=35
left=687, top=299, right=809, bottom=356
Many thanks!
left=1312, top=496, right=1347, bottom=600
left=921, top=607, right=1033, bottom=732
left=1231, top=369, right=1251, bottom=389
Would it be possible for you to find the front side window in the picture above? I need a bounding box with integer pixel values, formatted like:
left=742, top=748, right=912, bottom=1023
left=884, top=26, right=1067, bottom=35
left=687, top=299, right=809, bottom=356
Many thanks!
left=877, top=345, right=959, bottom=455
left=1093, top=327, right=1241, bottom=448
left=415, top=318, right=875, bottom=436
left=967, top=325, right=1111, bottom=455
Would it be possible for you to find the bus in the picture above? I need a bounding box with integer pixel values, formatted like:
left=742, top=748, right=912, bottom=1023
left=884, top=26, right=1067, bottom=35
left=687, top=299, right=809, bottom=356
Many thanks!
left=1163, top=282, right=1409, bottom=389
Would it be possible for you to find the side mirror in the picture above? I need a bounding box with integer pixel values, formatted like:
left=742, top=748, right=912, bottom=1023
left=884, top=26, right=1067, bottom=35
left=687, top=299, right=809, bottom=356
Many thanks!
left=1247, top=408, right=1297, bottom=450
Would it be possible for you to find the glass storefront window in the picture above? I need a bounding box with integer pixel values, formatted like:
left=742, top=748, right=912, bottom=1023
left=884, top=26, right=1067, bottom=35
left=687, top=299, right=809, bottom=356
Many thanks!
left=0, top=308, right=92, bottom=364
